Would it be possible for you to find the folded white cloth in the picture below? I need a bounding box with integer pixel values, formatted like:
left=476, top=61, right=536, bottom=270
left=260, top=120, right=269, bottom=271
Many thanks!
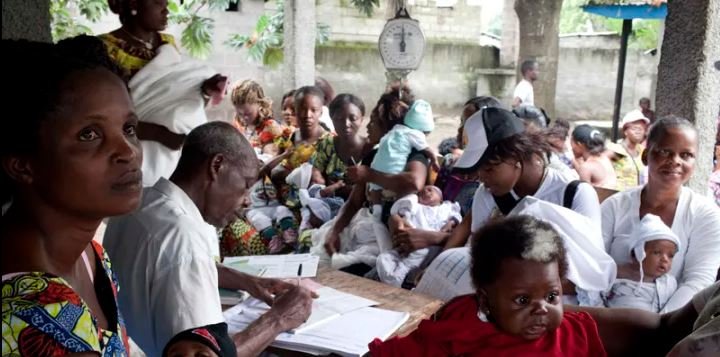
left=510, top=197, right=617, bottom=300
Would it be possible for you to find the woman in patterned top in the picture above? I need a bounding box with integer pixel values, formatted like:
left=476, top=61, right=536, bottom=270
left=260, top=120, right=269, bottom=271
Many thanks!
left=310, top=93, right=371, bottom=200
left=1, top=40, right=143, bottom=356
left=98, top=0, right=227, bottom=155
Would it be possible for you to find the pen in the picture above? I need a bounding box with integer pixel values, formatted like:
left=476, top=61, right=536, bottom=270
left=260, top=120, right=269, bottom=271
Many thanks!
left=350, top=156, right=358, bottom=166
left=297, top=264, right=303, bottom=286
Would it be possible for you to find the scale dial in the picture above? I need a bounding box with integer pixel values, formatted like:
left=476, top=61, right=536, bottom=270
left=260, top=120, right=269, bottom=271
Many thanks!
left=379, top=18, right=426, bottom=71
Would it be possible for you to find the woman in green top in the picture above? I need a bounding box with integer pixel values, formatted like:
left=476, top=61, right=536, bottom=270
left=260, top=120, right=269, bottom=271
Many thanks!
left=310, top=94, right=372, bottom=200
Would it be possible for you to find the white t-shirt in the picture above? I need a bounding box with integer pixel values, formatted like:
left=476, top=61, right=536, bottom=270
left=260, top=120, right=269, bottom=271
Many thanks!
left=104, top=178, right=223, bottom=357
left=470, top=167, right=601, bottom=233
left=513, top=79, right=534, bottom=106
left=602, top=186, right=720, bottom=312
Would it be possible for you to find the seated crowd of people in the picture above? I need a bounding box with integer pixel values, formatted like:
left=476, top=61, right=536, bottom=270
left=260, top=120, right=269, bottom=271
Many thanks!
left=2, top=2, right=719, bottom=356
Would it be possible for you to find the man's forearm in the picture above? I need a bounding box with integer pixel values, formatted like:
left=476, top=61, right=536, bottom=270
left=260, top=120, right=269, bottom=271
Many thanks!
left=216, top=263, right=252, bottom=291
left=233, top=312, right=286, bottom=357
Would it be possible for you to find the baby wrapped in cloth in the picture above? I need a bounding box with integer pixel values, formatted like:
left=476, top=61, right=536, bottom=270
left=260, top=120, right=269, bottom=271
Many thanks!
left=604, top=214, right=680, bottom=312
left=376, top=186, right=462, bottom=287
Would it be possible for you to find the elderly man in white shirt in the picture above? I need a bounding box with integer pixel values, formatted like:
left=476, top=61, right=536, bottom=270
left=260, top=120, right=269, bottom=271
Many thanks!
left=512, top=59, right=539, bottom=108
left=105, top=122, right=313, bottom=357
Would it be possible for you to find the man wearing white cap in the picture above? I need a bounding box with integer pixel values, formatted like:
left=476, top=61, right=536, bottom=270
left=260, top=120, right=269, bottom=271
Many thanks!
left=612, top=109, right=651, bottom=191
left=604, top=214, right=681, bottom=313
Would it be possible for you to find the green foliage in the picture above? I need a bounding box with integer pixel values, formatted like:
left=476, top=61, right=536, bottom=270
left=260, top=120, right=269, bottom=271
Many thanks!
left=168, top=0, right=239, bottom=59
left=349, top=0, right=379, bottom=17
left=50, top=0, right=109, bottom=42
left=225, top=0, right=330, bottom=67
left=559, top=0, right=661, bottom=50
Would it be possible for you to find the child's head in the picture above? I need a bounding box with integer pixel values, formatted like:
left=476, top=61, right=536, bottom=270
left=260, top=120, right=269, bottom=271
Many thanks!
left=403, top=99, right=434, bottom=134
left=281, top=89, right=297, bottom=127
left=294, top=86, right=326, bottom=132
left=231, top=80, right=273, bottom=127
left=471, top=215, right=567, bottom=340
left=418, top=185, right=443, bottom=206
left=631, top=214, right=680, bottom=281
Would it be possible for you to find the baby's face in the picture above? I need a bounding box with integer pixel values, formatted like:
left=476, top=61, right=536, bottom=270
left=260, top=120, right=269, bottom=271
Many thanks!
left=642, top=239, right=677, bottom=279
left=418, top=186, right=442, bottom=206
left=481, top=259, right=563, bottom=340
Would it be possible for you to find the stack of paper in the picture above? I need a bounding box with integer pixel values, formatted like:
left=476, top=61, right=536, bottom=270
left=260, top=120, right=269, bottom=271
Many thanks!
left=223, top=254, right=320, bottom=278
left=223, top=286, right=409, bottom=356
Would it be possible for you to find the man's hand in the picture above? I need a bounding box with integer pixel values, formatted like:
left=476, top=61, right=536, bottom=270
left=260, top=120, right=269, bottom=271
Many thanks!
left=244, top=277, right=294, bottom=306
left=267, top=286, right=313, bottom=331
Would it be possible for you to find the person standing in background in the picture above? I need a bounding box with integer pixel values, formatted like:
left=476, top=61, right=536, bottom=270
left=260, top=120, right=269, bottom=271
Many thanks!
left=639, top=97, right=656, bottom=124
left=512, top=60, right=539, bottom=108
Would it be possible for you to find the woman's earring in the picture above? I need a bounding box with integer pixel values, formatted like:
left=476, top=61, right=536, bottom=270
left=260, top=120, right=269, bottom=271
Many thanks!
left=477, top=309, right=490, bottom=322
left=131, top=9, right=138, bottom=16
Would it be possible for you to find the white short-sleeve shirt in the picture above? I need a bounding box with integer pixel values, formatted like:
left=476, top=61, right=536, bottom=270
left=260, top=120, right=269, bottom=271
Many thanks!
left=104, top=178, right=223, bottom=357
left=513, top=79, right=534, bottom=106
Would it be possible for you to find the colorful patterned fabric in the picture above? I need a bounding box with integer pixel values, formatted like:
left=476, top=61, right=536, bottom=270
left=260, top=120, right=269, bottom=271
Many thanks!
left=310, top=135, right=348, bottom=184
left=2, top=241, right=129, bottom=357
left=612, top=142, right=645, bottom=192
left=234, top=119, right=293, bottom=154
left=283, top=132, right=332, bottom=172
left=98, top=32, right=176, bottom=83
left=219, top=218, right=268, bottom=257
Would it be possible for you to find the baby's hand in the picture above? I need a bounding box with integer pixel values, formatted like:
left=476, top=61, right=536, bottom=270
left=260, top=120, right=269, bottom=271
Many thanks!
left=440, top=220, right=457, bottom=233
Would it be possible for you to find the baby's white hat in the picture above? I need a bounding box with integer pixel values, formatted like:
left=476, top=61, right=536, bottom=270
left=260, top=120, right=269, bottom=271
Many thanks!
left=630, top=214, right=681, bottom=284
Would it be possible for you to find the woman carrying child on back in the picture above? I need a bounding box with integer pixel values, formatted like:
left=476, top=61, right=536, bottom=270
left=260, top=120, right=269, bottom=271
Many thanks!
left=370, top=215, right=607, bottom=356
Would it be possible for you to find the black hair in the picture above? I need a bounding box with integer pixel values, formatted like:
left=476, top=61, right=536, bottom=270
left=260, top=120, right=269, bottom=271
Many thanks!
left=294, top=86, right=327, bottom=106
left=458, top=131, right=553, bottom=174
left=174, top=122, right=256, bottom=176
left=1, top=39, right=119, bottom=204
left=639, top=97, right=651, bottom=105
left=513, top=105, right=549, bottom=128
left=328, top=93, right=366, bottom=118
left=546, top=118, right=571, bottom=142
left=520, top=60, right=538, bottom=75
left=281, top=89, right=296, bottom=105
left=438, top=137, right=460, bottom=156
left=464, top=96, right=505, bottom=113
left=471, top=215, right=568, bottom=288
left=314, top=77, right=335, bottom=104
left=572, top=124, right=606, bottom=155
left=371, top=84, right=415, bottom=132
left=646, top=116, right=697, bottom=149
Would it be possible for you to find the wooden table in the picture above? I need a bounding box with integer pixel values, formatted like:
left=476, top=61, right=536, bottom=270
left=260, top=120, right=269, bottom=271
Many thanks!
left=313, top=267, right=443, bottom=337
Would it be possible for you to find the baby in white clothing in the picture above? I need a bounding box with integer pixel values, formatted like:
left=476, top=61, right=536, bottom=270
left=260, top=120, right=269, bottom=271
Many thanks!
left=376, top=185, right=462, bottom=287
left=604, top=214, right=679, bottom=312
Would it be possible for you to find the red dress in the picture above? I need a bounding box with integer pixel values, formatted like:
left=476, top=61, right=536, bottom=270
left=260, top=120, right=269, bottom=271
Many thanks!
left=369, top=295, right=606, bottom=357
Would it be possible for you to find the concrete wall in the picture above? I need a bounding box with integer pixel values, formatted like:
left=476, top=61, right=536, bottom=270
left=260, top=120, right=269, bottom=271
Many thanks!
left=2, top=0, right=51, bottom=42
left=555, top=33, right=658, bottom=121
left=85, top=1, right=657, bottom=123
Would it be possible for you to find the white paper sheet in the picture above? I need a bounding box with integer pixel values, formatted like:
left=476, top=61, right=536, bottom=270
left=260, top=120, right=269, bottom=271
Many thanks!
left=223, top=254, right=320, bottom=278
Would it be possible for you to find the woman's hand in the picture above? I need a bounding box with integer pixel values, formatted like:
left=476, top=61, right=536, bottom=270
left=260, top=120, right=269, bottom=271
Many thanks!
left=324, top=230, right=341, bottom=255
left=201, top=74, right=228, bottom=105
left=393, top=226, right=443, bottom=256
left=347, top=165, right=369, bottom=184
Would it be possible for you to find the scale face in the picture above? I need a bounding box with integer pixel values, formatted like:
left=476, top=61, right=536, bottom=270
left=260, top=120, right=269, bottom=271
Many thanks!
left=379, top=17, right=426, bottom=71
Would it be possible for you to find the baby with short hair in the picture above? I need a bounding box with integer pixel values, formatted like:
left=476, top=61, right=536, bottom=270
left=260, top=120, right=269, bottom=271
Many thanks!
left=370, top=215, right=607, bottom=356
left=376, top=185, right=461, bottom=287
left=604, top=214, right=679, bottom=312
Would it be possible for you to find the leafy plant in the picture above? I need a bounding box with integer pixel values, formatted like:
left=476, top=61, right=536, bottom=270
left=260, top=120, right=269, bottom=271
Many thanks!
left=349, top=0, right=380, bottom=17
left=50, top=0, right=109, bottom=42
left=168, top=0, right=239, bottom=59
left=225, top=0, right=331, bottom=67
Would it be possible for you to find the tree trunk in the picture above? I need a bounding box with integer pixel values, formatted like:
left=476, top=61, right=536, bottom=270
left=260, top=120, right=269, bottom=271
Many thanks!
left=655, top=0, right=720, bottom=193
left=514, top=0, right=564, bottom=118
